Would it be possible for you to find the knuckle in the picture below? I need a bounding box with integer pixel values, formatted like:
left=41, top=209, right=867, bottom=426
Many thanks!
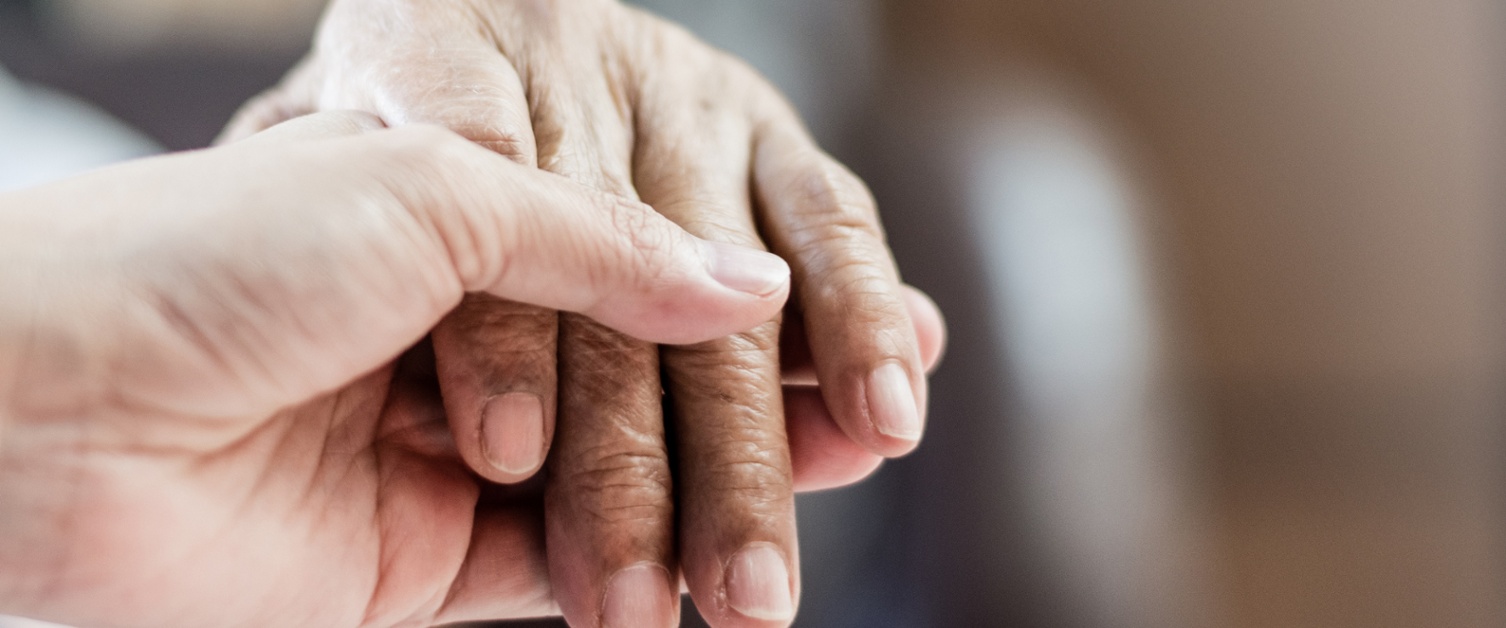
left=790, top=160, right=882, bottom=236
left=662, top=322, right=780, bottom=400
left=554, top=323, right=671, bottom=525
left=822, top=259, right=893, bottom=297
left=440, top=323, right=556, bottom=366
left=670, top=321, right=781, bottom=366
left=415, top=84, right=536, bottom=165
left=559, top=319, right=661, bottom=397
left=449, top=297, right=556, bottom=340
left=558, top=447, right=673, bottom=525
left=674, top=216, right=763, bottom=249
left=462, top=127, right=534, bottom=165
left=789, top=218, right=894, bottom=288
left=789, top=217, right=888, bottom=267
left=664, top=325, right=780, bottom=410
left=476, top=140, right=532, bottom=165
left=563, top=317, right=657, bottom=364
left=812, top=262, right=905, bottom=324
left=702, top=444, right=794, bottom=503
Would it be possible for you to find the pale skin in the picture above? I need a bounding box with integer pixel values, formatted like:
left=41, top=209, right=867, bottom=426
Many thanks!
left=223, top=1, right=947, bottom=626
left=0, top=111, right=806, bottom=627
left=0, top=112, right=942, bottom=627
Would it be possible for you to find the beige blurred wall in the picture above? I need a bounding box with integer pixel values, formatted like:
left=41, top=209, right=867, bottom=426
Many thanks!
left=884, top=0, right=1504, bottom=626
left=41, top=0, right=324, bottom=52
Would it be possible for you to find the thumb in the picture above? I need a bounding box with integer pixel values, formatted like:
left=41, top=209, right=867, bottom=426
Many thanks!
left=378, top=127, right=791, bottom=345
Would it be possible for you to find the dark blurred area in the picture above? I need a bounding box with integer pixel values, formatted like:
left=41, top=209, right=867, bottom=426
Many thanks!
left=0, top=0, right=302, bottom=150
left=2, top=0, right=1502, bottom=627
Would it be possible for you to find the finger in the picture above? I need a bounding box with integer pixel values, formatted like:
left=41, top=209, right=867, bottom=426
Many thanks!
left=519, top=43, right=682, bottom=628
left=905, top=285, right=949, bottom=374
left=432, top=295, right=558, bottom=484
left=785, top=388, right=883, bottom=492
left=782, top=286, right=946, bottom=492
left=363, top=46, right=538, bottom=163
left=378, top=357, right=556, bottom=625
left=662, top=328, right=799, bottom=628
left=752, top=99, right=927, bottom=459
left=633, top=57, right=799, bottom=626
left=371, top=126, right=791, bottom=346
left=546, top=318, right=680, bottom=628
left=780, top=284, right=947, bottom=386
left=218, top=58, right=320, bottom=145
left=433, top=503, right=560, bottom=624
left=412, top=47, right=556, bottom=484
left=337, top=22, right=559, bottom=489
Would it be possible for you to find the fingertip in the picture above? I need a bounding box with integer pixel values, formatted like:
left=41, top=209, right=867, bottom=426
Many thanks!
left=664, top=238, right=792, bottom=343
left=481, top=392, right=549, bottom=478
left=602, top=563, right=679, bottom=628
left=586, top=238, right=790, bottom=347
left=861, top=363, right=926, bottom=458
left=793, top=326, right=929, bottom=461
left=700, top=239, right=792, bottom=299
left=725, top=544, right=796, bottom=622
left=431, top=297, right=559, bottom=486
left=587, top=288, right=787, bottom=347
left=901, top=285, right=948, bottom=374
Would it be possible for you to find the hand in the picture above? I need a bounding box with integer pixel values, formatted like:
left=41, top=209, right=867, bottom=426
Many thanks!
left=224, top=2, right=947, bottom=626
left=0, top=112, right=790, bottom=628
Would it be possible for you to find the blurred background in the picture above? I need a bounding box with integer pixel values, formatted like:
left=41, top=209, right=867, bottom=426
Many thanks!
left=1, top=0, right=1502, bottom=626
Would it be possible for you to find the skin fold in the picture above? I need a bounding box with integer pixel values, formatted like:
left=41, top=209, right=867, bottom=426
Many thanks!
left=220, top=1, right=949, bottom=626
left=0, top=111, right=798, bottom=627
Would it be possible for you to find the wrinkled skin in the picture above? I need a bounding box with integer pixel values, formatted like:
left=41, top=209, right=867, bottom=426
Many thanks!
left=224, top=1, right=948, bottom=626
left=0, top=113, right=795, bottom=628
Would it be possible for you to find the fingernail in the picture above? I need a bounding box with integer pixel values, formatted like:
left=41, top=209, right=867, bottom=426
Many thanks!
left=602, top=564, right=675, bottom=628
left=867, top=363, right=922, bottom=440
left=701, top=240, right=790, bottom=297
left=481, top=392, right=545, bottom=475
left=725, top=544, right=795, bottom=621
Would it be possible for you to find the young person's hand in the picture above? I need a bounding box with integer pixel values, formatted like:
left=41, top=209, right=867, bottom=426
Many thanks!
left=0, top=111, right=790, bottom=628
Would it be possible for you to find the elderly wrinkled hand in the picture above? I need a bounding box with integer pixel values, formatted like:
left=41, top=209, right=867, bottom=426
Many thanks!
left=224, top=1, right=947, bottom=626
left=0, top=112, right=792, bottom=627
